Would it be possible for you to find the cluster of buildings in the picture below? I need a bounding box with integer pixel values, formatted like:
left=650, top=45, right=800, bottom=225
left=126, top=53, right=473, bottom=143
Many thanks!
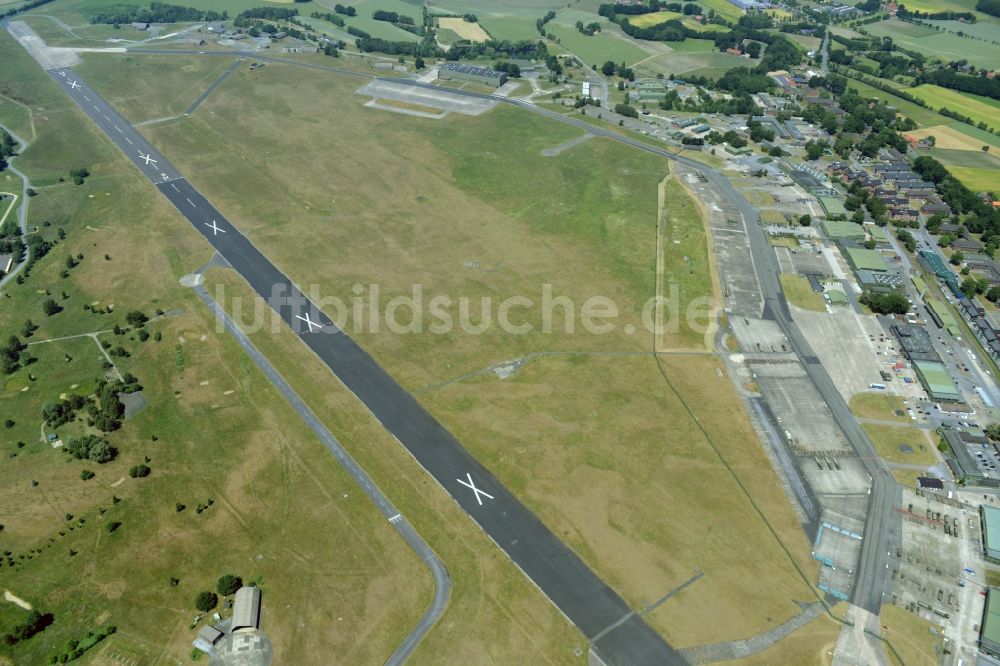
left=193, top=586, right=264, bottom=656
left=829, top=158, right=947, bottom=221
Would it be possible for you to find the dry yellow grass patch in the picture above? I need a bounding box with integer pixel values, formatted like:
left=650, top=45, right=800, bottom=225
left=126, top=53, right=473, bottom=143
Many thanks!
left=907, top=125, right=985, bottom=151
left=438, top=17, right=491, bottom=42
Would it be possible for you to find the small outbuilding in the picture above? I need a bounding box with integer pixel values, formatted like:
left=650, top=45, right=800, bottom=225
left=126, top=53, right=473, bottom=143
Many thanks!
left=192, top=624, right=223, bottom=654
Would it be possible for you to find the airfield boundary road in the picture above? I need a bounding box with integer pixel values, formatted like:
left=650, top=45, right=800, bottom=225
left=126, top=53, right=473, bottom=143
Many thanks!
left=39, top=65, right=686, bottom=666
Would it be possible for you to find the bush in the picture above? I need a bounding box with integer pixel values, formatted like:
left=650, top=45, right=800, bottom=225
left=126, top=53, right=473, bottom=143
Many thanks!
left=216, top=574, right=243, bottom=596
left=194, top=591, right=218, bottom=612
left=80, top=470, right=94, bottom=481
left=128, top=464, right=150, bottom=478
left=105, top=521, right=121, bottom=533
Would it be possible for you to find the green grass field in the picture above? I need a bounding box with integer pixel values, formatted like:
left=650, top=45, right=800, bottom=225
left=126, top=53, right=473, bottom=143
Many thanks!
left=628, top=10, right=684, bottom=27
left=478, top=16, right=538, bottom=41
left=909, top=84, right=1000, bottom=132
left=849, top=392, right=910, bottom=423
left=698, top=0, right=743, bottom=22
left=60, top=50, right=829, bottom=653
left=946, top=166, right=1000, bottom=193
left=863, top=19, right=1000, bottom=69
left=862, top=424, right=938, bottom=466
left=779, top=274, right=826, bottom=312
left=547, top=22, right=650, bottom=67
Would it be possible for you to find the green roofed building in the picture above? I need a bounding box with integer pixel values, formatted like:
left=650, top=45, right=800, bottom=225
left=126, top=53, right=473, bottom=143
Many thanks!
left=926, top=298, right=960, bottom=336
left=983, top=587, right=1000, bottom=657
left=821, top=220, right=865, bottom=241
left=844, top=247, right=889, bottom=273
left=868, top=225, right=890, bottom=244
left=913, top=359, right=962, bottom=402
left=983, top=506, right=1000, bottom=564
left=819, top=196, right=847, bottom=220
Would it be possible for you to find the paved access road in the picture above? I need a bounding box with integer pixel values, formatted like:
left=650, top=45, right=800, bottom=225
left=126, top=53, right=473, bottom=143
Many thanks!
left=47, top=67, right=685, bottom=665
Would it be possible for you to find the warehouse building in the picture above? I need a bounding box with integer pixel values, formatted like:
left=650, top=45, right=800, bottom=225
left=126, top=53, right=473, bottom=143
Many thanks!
left=891, top=324, right=939, bottom=363
left=984, top=506, right=1000, bottom=564
left=819, top=196, right=848, bottom=220
left=844, top=247, right=889, bottom=274
left=821, top=220, right=865, bottom=242
left=982, top=588, right=1000, bottom=657
left=913, top=360, right=961, bottom=402
left=437, top=62, right=507, bottom=87
left=943, top=430, right=993, bottom=486
left=232, top=586, right=262, bottom=632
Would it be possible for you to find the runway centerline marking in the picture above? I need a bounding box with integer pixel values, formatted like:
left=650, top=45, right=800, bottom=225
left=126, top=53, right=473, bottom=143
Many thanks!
left=186, top=198, right=196, bottom=207
left=457, top=473, right=494, bottom=505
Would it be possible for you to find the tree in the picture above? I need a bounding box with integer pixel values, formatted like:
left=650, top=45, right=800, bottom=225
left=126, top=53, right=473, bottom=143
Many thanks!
left=799, top=214, right=811, bottom=226
left=414, top=56, right=424, bottom=70
left=860, top=291, right=909, bottom=314
left=986, top=423, right=1000, bottom=441
left=601, top=60, right=615, bottom=76
left=987, top=286, right=1000, bottom=303
left=962, top=277, right=988, bottom=296
left=42, top=299, right=61, bottom=316
left=105, top=521, right=121, bottom=533
left=194, top=591, right=218, bottom=612
left=951, top=251, right=964, bottom=265
left=216, top=574, right=243, bottom=596
left=125, top=310, right=148, bottom=328
left=80, top=470, right=95, bottom=481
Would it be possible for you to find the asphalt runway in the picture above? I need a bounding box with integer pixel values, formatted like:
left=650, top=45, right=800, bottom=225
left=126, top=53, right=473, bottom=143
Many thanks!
left=46, top=67, right=685, bottom=665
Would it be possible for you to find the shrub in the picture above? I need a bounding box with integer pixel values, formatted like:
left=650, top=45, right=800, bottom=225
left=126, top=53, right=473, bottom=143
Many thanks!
left=129, top=464, right=150, bottom=478
left=80, top=470, right=94, bottom=481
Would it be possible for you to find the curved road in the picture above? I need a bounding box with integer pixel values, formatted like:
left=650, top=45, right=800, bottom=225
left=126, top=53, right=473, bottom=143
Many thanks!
left=0, top=124, right=32, bottom=290
left=191, top=281, right=449, bottom=664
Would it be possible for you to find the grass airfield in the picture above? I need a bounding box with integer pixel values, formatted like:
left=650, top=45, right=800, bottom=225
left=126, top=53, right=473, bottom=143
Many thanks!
left=80, top=51, right=832, bottom=650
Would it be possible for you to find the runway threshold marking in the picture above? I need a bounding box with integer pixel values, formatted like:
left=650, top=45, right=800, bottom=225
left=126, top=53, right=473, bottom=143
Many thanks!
left=389, top=514, right=402, bottom=524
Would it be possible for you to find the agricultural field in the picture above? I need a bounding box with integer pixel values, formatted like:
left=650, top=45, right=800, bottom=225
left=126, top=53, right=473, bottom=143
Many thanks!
left=698, top=0, right=744, bottom=23
left=946, top=166, right=1000, bottom=193
left=909, top=84, right=1000, bottom=132
left=438, top=17, right=491, bottom=42
left=477, top=16, right=538, bottom=41
left=628, top=10, right=684, bottom=28
left=66, top=50, right=828, bottom=652
left=907, top=125, right=1000, bottom=152
left=634, top=45, right=741, bottom=79
left=928, top=17, right=1000, bottom=41
left=862, top=19, right=1000, bottom=69
left=546, top=21, right=650, bottom=67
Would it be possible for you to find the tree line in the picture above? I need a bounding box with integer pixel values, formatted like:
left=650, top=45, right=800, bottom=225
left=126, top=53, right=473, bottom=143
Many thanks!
left=89, top=2, right=226, bottom=24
